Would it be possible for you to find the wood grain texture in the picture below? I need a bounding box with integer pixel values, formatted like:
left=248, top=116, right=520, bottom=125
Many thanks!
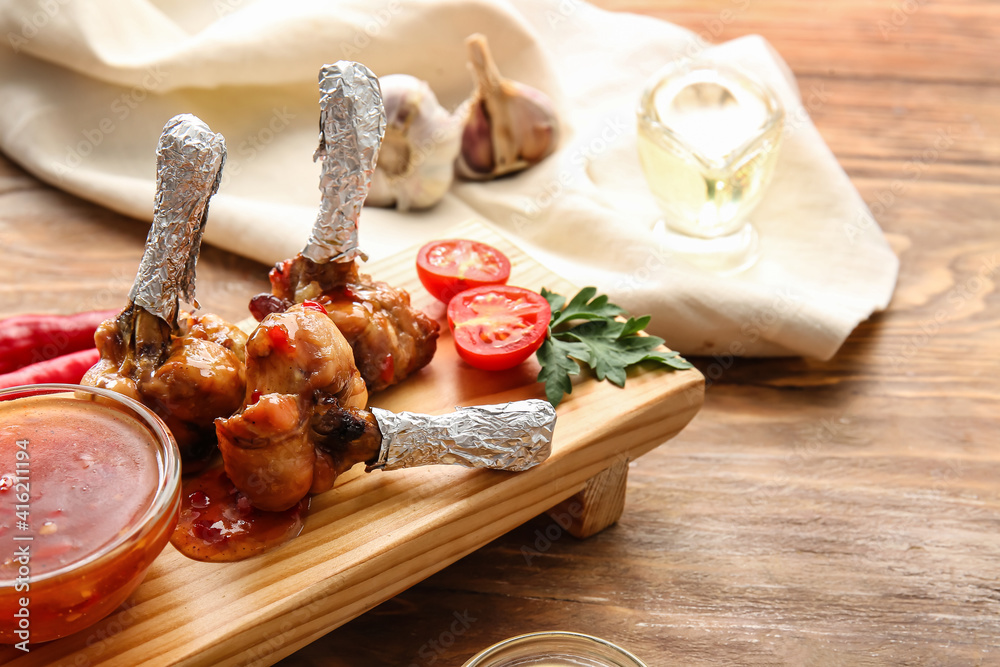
left=0, top=1, right=997, bottom=665
left=278, top=2, right=1000, bottom=666
left=0, top=221, right=702, bottom=666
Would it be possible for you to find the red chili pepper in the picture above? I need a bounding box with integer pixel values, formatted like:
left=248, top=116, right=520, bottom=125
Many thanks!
left=268, top=258, right=295, bottom=292
left=267, top=324, right=295, bottom=355
left=0, top=310, right=117, bottom=374
left=301, top=300, right=327, bottom=315
left=0, top=348, right=100, bottom=389
left=322, top=286, right=357, bottom=303
left=379, top=353, right=395, bottom=386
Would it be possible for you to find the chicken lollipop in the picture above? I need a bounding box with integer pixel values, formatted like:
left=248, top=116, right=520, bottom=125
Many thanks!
left=218, top=301, right=555, bottom=513
left=250, top=61, right=439, bottom=392
left=215, top=303, right=379, bottom=511
left=83, top=114, right=247, bottom=467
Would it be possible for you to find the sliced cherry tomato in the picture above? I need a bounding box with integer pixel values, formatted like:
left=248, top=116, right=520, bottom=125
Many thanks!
left=447, top=285, right=551, bottom=371
left=417, top=239, right=512, bottom=303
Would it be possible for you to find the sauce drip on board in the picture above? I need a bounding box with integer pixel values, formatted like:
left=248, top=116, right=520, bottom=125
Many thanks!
left=170, top=467, right=309, bottom=562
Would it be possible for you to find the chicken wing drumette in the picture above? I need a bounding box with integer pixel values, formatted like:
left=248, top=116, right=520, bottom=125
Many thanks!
left=227, top=64, right=555, bottom=515
left=259, top=256, right=437, bottom=392
left=250, top=61, right=438, bottom=393
left=86, top=310, right=246, bottom=463
left=83, top=114, right=246, bottom=467
left=215, top=303, right=382, bottom=511
left=216, top=303, right=556, bottom=513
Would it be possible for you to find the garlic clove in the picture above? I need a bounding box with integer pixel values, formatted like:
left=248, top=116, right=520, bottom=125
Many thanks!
left=456, top=33, right=560, bottom=181
left=366, top=74, right=463, bottom=211
left=459, top=101, right=494, bottom=175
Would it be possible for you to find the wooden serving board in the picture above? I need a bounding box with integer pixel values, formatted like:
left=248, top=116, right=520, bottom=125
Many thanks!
left=4, top=220, right=704, bottom=666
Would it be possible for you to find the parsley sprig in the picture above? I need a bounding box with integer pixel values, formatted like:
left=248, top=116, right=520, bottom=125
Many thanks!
left=536, top=287, right=692, bottom=407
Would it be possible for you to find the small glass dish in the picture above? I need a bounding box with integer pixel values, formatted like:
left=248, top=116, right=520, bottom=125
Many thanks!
left=463, top=631, right=648, bottom=667
left=637, top=60, right=785, bottom=274
left=0, top=384, right=181, bottom=644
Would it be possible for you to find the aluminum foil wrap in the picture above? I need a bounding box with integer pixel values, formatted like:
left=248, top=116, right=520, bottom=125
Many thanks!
left=128, top=113, right=226, bottom=325
left=368, top=399, right=556, bottom=472
left=303, top=61, right=386, bottom=264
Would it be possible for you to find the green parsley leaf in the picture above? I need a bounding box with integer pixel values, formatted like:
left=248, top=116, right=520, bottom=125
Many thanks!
left=535, top=336, right=589, bottom=407
left=535, top=287, right=692, bottom=406
left=642, top=349, right=695, bottom=370
left=549, top=286, right=626, bottom=329
left=620, top=315, right=651, bottom=338
left=540, top=287, right=567, bottom=314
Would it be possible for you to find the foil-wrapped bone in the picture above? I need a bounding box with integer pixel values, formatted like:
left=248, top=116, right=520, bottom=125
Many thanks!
left=303, top=61, right=387, bottom=264
left=251, top=60, right=439, bottom=393
left=368, top=399, right=557, bottom=472
left=83, top=113, right=247, bottom=469
left=128, top=113, right=226, bottom=327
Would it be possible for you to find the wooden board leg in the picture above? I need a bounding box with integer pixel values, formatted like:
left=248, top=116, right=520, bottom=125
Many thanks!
left=547, top=455, right=630, bottom=538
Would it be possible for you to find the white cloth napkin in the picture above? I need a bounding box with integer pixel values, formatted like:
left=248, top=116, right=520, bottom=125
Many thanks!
left=0, top=0, right=897, bottom=359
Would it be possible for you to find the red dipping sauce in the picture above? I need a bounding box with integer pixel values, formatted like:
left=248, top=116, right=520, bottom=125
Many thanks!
left=0, top=385, right=180, bottom=645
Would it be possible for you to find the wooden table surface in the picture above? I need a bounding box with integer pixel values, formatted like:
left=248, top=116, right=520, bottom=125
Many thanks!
left=1, top=1, right=997, bottom=665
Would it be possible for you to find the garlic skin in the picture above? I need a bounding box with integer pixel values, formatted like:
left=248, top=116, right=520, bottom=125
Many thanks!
left=456, top=33, right=560, bottom=181
left=367, top=74, right=463, bottom=211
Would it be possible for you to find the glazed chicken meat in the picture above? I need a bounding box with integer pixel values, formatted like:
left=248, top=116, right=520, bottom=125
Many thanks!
left=252, top=256, right=438, bottom=392
left=84, top=309, right=246, bottom=464
left=216, top=303, right=383, bottom=511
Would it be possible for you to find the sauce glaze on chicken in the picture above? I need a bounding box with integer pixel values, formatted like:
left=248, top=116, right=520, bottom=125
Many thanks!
left=251, top=255, right=439, bottom=393
left=216, top=303, right=383, bottom=512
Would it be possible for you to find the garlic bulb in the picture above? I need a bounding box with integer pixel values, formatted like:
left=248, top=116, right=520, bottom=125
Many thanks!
left=456, top=33, right=560, bottom=181
left=366, top=74, right=463, bottom=211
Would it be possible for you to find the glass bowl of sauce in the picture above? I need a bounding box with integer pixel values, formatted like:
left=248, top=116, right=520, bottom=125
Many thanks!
left=463, top=631, right=648, bottom=666
left=0, top=384, right=181, bottom=645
